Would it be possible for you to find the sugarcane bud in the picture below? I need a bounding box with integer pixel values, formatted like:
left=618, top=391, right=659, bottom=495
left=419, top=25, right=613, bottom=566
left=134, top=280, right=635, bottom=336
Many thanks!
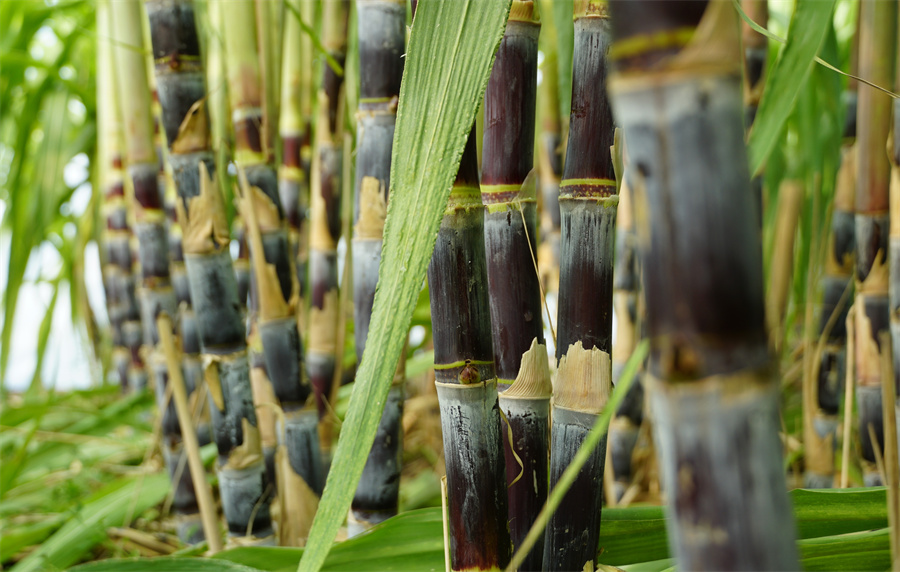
left=459, top=360, right=481, bottom=384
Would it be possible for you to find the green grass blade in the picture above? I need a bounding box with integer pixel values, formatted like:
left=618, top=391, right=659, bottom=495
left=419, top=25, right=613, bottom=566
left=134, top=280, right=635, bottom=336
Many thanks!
left=791, top=487, right=888, bottom=538
left=745, top=0, right=836, bottom=175
left=295, top=0, right=511, bottom=570
left=9, top=473, right=169, bottom=572
left=70, top=558, right=266, bottom=572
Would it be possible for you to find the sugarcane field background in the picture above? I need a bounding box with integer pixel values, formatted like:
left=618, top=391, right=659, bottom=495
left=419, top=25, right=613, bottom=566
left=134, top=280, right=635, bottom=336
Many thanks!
left=3, top=0, right=900, bottom=570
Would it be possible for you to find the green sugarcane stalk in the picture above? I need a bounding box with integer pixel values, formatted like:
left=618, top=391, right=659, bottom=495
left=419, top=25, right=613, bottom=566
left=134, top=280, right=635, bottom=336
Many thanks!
left=308, top=0, right=349, bottom=420
left=279, top=0, right=313, bottom=337
left=890, top=12, right=900, bottom=457
left=536, top=0, right=563, bottom=299
left=273, top=0, right=324, bottom=547
left=607, top=1, right=799, bottom=568
left=97, top=1, right=145, bottom=394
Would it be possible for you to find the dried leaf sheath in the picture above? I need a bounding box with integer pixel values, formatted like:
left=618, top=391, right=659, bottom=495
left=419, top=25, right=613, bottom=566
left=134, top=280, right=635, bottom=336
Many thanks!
left=543, top=2, right=616, bottom=569
left=607, top=1, right=798, bottom=568
left=429, top=133, right=510, bottom=571
left=350, top=0, right=407, bottom=533
left=854, top=0, right=897, bottom=486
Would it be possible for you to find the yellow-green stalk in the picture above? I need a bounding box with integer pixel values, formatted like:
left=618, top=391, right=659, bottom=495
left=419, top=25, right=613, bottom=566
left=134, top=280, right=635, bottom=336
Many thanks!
left=308, top=0, right=350, bottom=419
left=853, top=0, right=897, bottom=487
left=97, top=0, right=145, bottom=394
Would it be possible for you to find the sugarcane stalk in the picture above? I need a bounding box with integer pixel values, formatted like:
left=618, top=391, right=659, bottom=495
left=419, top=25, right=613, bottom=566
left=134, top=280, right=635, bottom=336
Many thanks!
left=740, top=0, right=766, bottom=127
left=498, top=340, right=550, bottom=571
left=218, top=0, right=304, bottom=486
left=110, top=0, right=175, bottom=359
left=430, top=132, right=510, bottom=571
left=272, top=0, right=324, bottom=547
left=609, top=174, right=643, bottom=501
left=890, top=9, right=900, bottom=476
left=854, top=0, right=897, bottom=487
left=255, top=0, right=281, bottom=163
left=144, top=0, right=273, bottom=540
left=151, top=90, right=208, bottom=538
left=808, top=172, right=854, bottom=488
left=767, top=180, right=804, bottom=352
left=347, top=0, right=407, bottom=534
left=479, top=2, right=545, bottom=566
left=607, top=2, right=798, bottom=568
left=109, top=0, right=207, bottom=541
left=158, top=313, right=224, bottom=553
left=280, top=0, right=313, bottom=337
left=806, top=109, right=857, bottom=488
left=97, top=1, right=146, bottom=393
left=543, top=1, right=616, bottom=569
left=308, top=0, right=349, bottom=419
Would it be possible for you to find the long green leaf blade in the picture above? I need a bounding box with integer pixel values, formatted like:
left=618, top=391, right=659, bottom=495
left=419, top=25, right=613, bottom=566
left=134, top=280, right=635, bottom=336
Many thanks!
left=746, top=0, right=835, bottom=175
left=296, top=1, right=512, bottom=570
left=9, top=474, right=169, bottom=572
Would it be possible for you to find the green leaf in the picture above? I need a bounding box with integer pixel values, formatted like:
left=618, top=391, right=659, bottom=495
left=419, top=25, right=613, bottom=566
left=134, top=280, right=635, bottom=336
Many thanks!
left=295, top=0, right=512, bottom=570
left=89, top=486, right=892, bottom=572
left=71, top=558, right=266, bottom=572
left=791, top=487, right=888, bottom=538
left=9, top=473, right=169, bottom=572
left=548, top=0, right=573, bottom=125
left=598, top=506, right=668, bottom=566
left=745, top=0, right=836, bottom=175
left=214, top=547, right=304, bottom=571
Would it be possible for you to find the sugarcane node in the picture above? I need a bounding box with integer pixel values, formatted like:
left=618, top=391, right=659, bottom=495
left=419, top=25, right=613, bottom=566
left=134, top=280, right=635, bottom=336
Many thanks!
left=508, top=0, right=540, bottom=24
left=609, top=1, right=740, bottom=79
